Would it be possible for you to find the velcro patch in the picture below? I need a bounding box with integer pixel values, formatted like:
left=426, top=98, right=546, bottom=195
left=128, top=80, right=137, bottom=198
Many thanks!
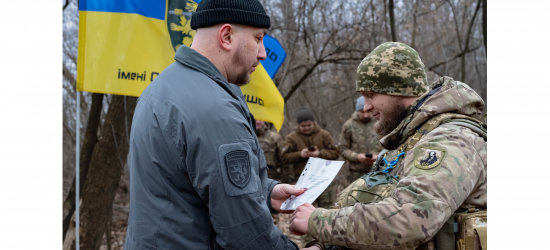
left=414, top=147, right=446, bottom=170
left=225, top=150, right=251, bottom=189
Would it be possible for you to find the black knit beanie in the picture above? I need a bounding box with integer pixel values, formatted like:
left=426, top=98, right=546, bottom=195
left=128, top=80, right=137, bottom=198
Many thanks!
left=296, top=107, right=315, bottom=124
left=191, top=0, right=271, bottom=30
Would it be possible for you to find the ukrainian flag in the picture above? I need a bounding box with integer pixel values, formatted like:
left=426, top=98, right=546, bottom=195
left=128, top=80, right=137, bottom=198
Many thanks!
left=77, top=0, right=285, bottom=130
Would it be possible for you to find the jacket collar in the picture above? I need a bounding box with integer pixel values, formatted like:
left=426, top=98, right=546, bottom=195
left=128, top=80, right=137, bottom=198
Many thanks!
left=379, top=76, right=485, bottom=150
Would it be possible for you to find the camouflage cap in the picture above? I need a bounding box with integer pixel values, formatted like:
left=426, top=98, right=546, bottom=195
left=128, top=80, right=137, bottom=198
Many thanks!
left=356, top=42, right=429, bottom=97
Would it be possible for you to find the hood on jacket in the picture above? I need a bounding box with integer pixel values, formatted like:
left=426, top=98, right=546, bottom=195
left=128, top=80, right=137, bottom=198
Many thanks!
left=380, top=76, right=485, bottom=150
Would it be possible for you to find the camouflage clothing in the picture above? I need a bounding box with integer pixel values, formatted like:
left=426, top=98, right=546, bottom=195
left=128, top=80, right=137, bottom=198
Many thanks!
left=356, top=42, right=428, bottom=97
left=256, top=125, right=284, bottom=181
left=337, top=112, right=383, bottom=181
left=308, top=77, right=487, bottom=250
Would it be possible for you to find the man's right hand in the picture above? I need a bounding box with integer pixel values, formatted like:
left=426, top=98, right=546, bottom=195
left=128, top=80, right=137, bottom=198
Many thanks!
left=301, top=148, right=310, bottom=158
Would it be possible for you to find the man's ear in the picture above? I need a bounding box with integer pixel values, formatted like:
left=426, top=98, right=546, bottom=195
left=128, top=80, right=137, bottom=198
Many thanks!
left=218, top=24, right=234, bottom=51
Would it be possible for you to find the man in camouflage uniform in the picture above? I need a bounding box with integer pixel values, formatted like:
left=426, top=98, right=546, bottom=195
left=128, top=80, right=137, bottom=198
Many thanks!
left=338, top=96, right=383, bottom=182
left=256, top=119, right=285, bottom=181
left=289, top=42, right=487, bottom=250
left=255, top=119, right=286, bottom=228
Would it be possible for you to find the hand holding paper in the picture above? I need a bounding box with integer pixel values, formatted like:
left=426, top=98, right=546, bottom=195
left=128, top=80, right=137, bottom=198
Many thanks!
left=280, top=158, right=344, bottom=211
left=270, top=184, right=307, bottom=214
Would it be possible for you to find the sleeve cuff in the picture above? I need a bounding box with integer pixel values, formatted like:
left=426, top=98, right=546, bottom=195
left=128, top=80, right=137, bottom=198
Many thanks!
left=349, top=152, right=359, bottom=162
left=305, top=241, right=326, bottom=250
left=267, top=180, right=280, bottom=214
left=308, top=208, right=329, bottom=240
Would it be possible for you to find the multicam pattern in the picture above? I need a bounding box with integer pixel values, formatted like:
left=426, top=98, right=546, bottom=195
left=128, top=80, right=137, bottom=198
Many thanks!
left=337, top=112, right=383, bottom=175
left=356, top=42, right=428, bottom=97
left=307, top=77, right=487, bottom=250
left=256, top=125, right=284, bottom=180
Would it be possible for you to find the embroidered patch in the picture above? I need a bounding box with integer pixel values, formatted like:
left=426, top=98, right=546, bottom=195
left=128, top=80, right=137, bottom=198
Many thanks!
left=225, top=150, right=251, bottom=188
left=414, top=147, right=446, bottom=170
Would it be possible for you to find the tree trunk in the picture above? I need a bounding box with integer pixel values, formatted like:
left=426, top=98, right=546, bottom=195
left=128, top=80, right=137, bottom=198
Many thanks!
left=482, top=0, right=487, bottom=52
left=63, top=93, right=104, bottom=240
left=461, top=0, right=482, bottom=82
left=388, top=0, right=397, bottom=42
left=411, top=0, right=419, bottom=48
left=63, top=95, right=137, bottom=250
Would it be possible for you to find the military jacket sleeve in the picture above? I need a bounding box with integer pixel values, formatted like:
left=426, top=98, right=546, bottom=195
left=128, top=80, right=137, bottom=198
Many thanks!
left=281, top=134, right=302, bottom=164
left=307, top=124, right=487, bottom=249
left=274, top=133, right=284, bottom=168
left=337, top=122, right=359, bottom=162
left=319, top=130, right=340, bottom=160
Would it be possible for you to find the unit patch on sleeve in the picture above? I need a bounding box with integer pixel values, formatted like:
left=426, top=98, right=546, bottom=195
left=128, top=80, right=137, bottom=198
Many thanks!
left=413, top=146, right=447, bottom=170
left=225, top=150, right=251, bottom=188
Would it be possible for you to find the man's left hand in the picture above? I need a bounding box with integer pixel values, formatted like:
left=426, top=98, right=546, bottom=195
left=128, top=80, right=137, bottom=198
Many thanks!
left=271, top=184, right=306, bottom=214
left=289, top=203, right=316, bottom=235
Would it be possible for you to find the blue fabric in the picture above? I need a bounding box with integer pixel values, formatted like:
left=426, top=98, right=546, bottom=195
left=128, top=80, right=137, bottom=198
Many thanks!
left=260, top=35, right=287, bottom=78
left=79, top=0, right=199, bottom=20
left=356, top=96, right=365, bottom=111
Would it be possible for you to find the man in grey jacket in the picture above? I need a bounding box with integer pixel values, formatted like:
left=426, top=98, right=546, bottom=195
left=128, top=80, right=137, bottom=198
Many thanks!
left=124, top=0, right=304, bottom=249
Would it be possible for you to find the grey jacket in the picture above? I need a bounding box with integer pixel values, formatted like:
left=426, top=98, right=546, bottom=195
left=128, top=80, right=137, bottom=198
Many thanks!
left=124, top=46, right=298, bottom=250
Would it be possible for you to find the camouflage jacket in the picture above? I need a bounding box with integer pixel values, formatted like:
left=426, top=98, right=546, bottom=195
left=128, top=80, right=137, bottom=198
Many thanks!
left=256, top=125, right=284, bottom=168
left=308, top=77, right=487, bottom=249
left=337, top=112, right=382, bottom=172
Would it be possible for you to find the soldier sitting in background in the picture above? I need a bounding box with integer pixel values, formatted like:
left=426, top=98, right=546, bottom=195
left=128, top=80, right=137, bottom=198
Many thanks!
left=337, top=96, right=383, bottom=183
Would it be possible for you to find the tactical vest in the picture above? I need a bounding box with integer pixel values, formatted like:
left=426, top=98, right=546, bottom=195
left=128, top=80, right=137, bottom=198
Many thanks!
left=328, top=113, right=487, bottom=250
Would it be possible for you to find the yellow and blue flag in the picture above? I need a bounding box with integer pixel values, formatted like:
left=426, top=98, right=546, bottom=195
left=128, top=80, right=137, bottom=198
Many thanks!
left=77, top=0, right=286, bottom=130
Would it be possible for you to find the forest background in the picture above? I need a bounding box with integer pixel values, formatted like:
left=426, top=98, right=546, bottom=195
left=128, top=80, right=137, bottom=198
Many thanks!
left=61, top=0, right=487, bottom=249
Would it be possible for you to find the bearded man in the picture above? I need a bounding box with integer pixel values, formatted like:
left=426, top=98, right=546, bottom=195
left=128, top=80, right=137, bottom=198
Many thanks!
left=337, top=96, right=383, bottom=183
left=290, top=42, right=487, bottom=250
left=124, top=0, right=305, bottom=249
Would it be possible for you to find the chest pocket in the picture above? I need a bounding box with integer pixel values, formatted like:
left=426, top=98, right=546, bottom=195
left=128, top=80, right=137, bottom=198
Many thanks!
left=218, top=141, right=260, bottom=196
left=334, top=171, right=398, bottom=208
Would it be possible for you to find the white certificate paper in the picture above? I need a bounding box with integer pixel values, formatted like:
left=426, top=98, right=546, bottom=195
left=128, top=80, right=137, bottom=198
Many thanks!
left=280, top=157, right=344, bottom=211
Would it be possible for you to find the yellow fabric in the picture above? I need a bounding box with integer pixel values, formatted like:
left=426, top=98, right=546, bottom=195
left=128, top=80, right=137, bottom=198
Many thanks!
left=474, top=227, right=487, bottom=250
left=240, top=64, right=284, bottom=130
left=77, top=8, right=285, bottom=131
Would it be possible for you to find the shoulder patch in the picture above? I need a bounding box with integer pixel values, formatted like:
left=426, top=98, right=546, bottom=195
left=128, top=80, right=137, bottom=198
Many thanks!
left=414, top=146, right=447, bottom=170
left=224, top=150, right=251, bottom=188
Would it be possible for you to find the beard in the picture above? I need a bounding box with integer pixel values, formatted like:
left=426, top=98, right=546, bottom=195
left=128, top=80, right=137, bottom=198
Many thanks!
left=374, top=98, right=409, bottom=137
left=231, top=46, right=252, bottom=86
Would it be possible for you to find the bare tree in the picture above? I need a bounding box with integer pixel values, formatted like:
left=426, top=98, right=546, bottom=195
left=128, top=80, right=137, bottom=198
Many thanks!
left=482, top=0, right=487, bottom=51
left=63, top=95, right=137, bottom=250
left=63, top=1, right=488, bottom=248
left=388, top=0, right=397, bottom=42
left=461, top=0, right=482, bottom=82
left=62, top=93, right=104, bottom=240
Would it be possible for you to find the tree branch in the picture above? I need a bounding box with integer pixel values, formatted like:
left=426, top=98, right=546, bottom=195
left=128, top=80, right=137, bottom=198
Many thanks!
left=428, top=45, right=481, bottom=71
left=461, top=0, right=482, bottom=82
left=63, top=0, right=70, bottom=11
